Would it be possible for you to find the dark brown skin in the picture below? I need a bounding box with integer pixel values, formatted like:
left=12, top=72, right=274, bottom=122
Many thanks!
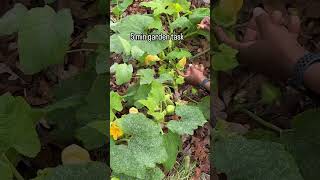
left=184, top=7, right=320, bottom=95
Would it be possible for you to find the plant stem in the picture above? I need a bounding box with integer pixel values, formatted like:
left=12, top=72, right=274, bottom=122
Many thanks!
left=189, top=48, right=210, bottom=61
left=239, top=108, right=283, bottom=134
left=184, top=31, right=198, bottom=38
left=67, top=49, right=95, bottom=53
left=2, top=154, right=24, bottom=180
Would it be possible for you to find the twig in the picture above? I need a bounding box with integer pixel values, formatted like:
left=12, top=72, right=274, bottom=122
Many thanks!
left=67, top=49, right=95, bottom=53
left=239, top=108, right=283, bottom=134
left=189, top=48, right=210, bottom=61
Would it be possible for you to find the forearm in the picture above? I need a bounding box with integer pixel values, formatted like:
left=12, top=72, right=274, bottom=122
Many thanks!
left=304, top=63, right=320, bottom=95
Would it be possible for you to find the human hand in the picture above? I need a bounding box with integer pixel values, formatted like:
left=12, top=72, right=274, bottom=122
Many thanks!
left=180, top=64, right=207, bottom=86
left=215, top=7, right=306, bottom=81
left=198, top=16, right=210, bottom=31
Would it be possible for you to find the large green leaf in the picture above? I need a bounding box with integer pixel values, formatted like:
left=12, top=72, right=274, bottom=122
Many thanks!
left=114, top=63, right=133, bottom=85
left=112, top=0, right=133, bottom=16
left=76, top=75, right=108, bottom=125
left=18, top=6, right=73, bottom=74
left=53, top=70, right=96, bottom=100
left=212, top=44, right=238, bottom=71
left=163, top=131, right=181, bottom=171
left=166, top=48, right=192, bottom=60
left=0, top=94, right=41, bottom=157
left=213, top=136, right=303, bottom=180
left=95, top=45, right=108, bottom=74
left=212, top=0, right=243, bottom=27
left=167, top=105, right=207, bottom=135
left=137, top=69, right=155, bottom=85
left=111, top=114, right=167, bottom=179
left=75, top=120, right=107, bottom=150
left=84, top=25, right=106, bottom=44
left=283, top=109, right=320, bottom=180
left=189, top=8, right=209, bottom=23
left=0, top=3, right=27, bottom=36
left=112, top=167, right=164, bottom=180
left=196, top=96, right=210, bottom=120
left=170, top=17, right=192, bottom=30
left=0, top=156, right=13, bottom=180
left=110, top=14, right=168, bottom=55
left=32, top=162, right=109, bottom=180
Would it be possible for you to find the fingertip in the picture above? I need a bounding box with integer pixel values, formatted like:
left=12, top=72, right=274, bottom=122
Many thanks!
left=253, top=7, right=267, bottom=18
left=271, top=10, right=284, bottom=25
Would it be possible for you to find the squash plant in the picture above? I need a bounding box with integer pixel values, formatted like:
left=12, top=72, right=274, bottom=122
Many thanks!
left=110, top=0, right=210, bottom=179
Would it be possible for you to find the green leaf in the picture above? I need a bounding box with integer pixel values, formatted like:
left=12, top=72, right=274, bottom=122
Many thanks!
left=0, top=3, right=27, bottom=36
left=53, top=70, right=96, bottom=100
left=131, top=46, right=145, bottom=59
left=98, top=0, right=107, bottom=15
left=260, top=82, right=281, bottom=105
left=167, top=105, right=207, bottom=135
left=0, top=94, right=41, bottom=157
left=139, top=81, right=165, bottom=113
left=189, top=8, right=210, bottom=23
left=75, top=121, right=107, bottom=150
left=118, top=36, right=131, bottom=55
left=111, top=14, right=168, bottom=55
left=112, top=0, right=133, bottom=16
left=148, top=17, right=163, bottom=31
left=46, top=108, right=78, bottom=144
left=157, top=73, right=174, bottom=83
left=84, top=25, right=106, bottom=44
left=140, top=1, right=175, bottom=16
left=76, top=75, right=108, bottom=125
left=115, top=63, right=133, bottom=85
left=123, top=83, right=151, bottom=108
left=213, top=136, right=303, bottom=180
left=75, top=125, right=107, bottom=150
left=170, top=17, right=192, bottom=30
left=163, top=131, right=181, bottom=171
left=110, top=91, right=123, bottom=120
left=137, top=69, right=155, bottom=85
left=175, top=75, right=184, bottom=85
left=87, top=121, right=108, bottom=136
left=213, top=0, right=243, bottom=27
left=44, top=0, right=56, bottom=4
left=166, top=48, right=192, bottom=60
left=111, top=114, right=167, bottom=179
left=32, top=162, right=109, bottom=180
left=245, top=128, right=280, bottom=143
left=95, top=46, right=108, bottom=74
left=44, top=94, right=85, bottom=112
left=0, top=156, right=13, bottom=180
left=212, top=44, right=238, bottom=71
left=18, top=6, right=73, bottom=74
left=282, top=110, right=320, bottom=180
left=196, top=96, right=210, bottom=120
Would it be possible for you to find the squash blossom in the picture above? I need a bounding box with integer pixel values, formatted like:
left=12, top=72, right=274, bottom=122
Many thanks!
left=110, top=122, right=123, bottom=140
left=144, top=55, right=159, bottom=65
left=129, top=107, right=139, bottom=114
left=178, top=57, right=187, bottom=68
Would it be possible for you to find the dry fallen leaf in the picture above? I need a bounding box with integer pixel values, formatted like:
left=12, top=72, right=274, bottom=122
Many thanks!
left=61, top=144, right=91, bottom=165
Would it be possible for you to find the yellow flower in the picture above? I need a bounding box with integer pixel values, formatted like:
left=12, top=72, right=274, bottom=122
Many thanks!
left=144, top=55, right=160, bottom=65
left=110, top=122, right=123, bottom=140
left=129, top=107, right=139, bottom=114
left=178, top=57, right=187, bottom=68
